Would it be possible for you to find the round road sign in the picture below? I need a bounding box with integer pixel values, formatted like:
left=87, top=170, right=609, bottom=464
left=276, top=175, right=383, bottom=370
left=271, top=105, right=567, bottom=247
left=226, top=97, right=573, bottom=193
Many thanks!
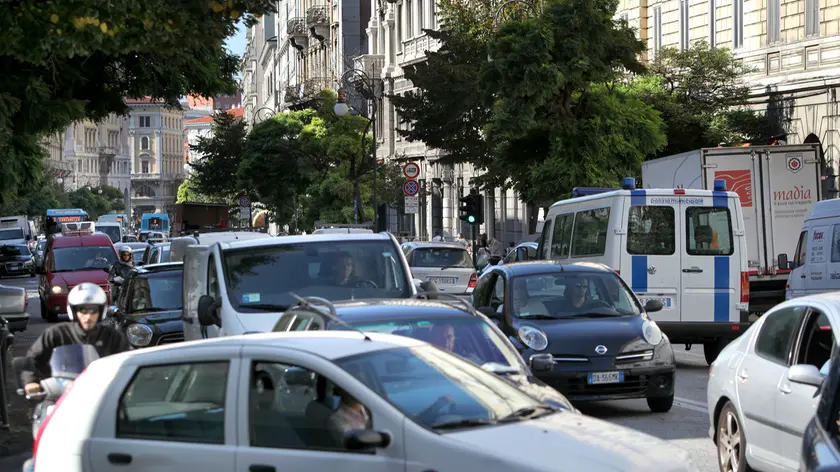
left=403, top=162, right=421, bottom=179
left=403, top=179, right=419, bottom=196
left=239, top=196, right=250, bottom=207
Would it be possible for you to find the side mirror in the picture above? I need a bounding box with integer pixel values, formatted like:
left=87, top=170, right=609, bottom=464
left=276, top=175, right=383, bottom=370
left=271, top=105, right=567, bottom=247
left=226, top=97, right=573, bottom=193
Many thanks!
left=344, top=429, right=391, bottom=450
left=418, top=280, right=438, bottom=293
left=644, top=299, right=664, bottom=313
left=478, top=306, right=502, bottom=322
left=282, top=367, right=311, bottom=386
left=197, top=295, right=221, bottom=327
left=778, top=253, right=790, bottom=270
left=788, top=364, right=823, bottom=387
left=529, top=353, right=554, bottom=372
left=106, top=306, right=118, bottom=318
left=516, top=247, right=529, bottom=261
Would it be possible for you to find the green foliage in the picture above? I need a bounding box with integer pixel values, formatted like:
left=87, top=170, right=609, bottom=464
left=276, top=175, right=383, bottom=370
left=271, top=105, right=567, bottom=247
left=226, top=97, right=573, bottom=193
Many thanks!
left=188, top=111, right=249, bottom=202
left=0, top=0, right=276, bottom=204
left=176, top=177, right=228, bottom=204
left=67, top=185, right=125, bottom=221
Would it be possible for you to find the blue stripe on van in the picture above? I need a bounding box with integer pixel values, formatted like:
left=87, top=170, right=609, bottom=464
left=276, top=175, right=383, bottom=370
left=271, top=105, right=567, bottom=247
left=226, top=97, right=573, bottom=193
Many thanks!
left=630, top=189, right=646, bottom=207
left=712, top=191, right=728, bottom=208
left=714, top=256, right=730, bottom=322
left=631, top=255, right=648, bottom=292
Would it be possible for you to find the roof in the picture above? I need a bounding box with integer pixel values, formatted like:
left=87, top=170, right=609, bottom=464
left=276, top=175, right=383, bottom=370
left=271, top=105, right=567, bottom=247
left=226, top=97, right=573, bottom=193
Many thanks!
left=135, top=262, right=183, bottom=274
left=185, top=107, right=244, bottom=125
left=403, top=241, right=468, bottom=250
left=806, top=199, right=840, bottom=221
left=50, top=233, right=114, bottom=249
left=549, top=188, right=738, bottom=209
left=323, top=299, right=475, bottom=322
left=46, top=209, right=85, bottom=216
left=495, top=261, right=616, bottom=277
left=125, top=97, right=165, bottom=105
left=116, top=242, right=150, bottom=250
left=220, top=232, right=397, bottom=251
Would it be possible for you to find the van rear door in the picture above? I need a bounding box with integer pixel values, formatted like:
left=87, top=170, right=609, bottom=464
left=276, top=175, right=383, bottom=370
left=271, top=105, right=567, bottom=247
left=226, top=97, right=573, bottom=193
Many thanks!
left=619, top=192, right=682, bottom=323
left=182, top=244, right=211, bottom=341
left=680, top=194, right=740, bottom=323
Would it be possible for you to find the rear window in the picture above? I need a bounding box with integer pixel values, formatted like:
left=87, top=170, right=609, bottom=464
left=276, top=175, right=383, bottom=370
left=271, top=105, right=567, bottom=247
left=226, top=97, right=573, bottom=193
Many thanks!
left=686, top=207, right=733, bottom=256
left=627, top=206, right=675, bottom=255
left=0, top=228, right=24, bottom=241
left=0, top=245, right=30, bottom=256
left=128, top=272, right=183, bottom=313
left=410, top=248, right=472, bottom=268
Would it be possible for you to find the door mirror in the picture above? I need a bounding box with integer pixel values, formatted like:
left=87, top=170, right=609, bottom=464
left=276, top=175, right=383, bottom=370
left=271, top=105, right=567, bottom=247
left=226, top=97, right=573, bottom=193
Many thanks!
left=777, top=253, right=790, bottom=271
left=344, top=429, right=391, bottom=450
left=106, top=306, right=118, bottom=318
left=644, top=299, right=664, bottom=313
left=417, top=280, right=438, bottom=293
left=530, top=353, right=553, bottom=372
left=478, top=306, right=502, bottom=322
left=197, top=295, right=221, bottom=327
left=788, top=364, right=823, bottom=387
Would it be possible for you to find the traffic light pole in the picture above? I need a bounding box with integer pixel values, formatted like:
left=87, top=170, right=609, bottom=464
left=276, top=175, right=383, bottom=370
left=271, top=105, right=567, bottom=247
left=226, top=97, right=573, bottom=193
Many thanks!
left=471, top=223, right=477, bottom=268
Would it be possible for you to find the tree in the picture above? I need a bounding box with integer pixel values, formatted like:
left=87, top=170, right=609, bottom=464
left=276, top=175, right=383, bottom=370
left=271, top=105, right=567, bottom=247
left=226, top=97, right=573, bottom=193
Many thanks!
left=188, top=110, right=249, bottom=202
left=0, top=168, right=71, bottom=221
left=67, top=186, right=125, bottom=221
left=0, top=0, right=276, bottom=204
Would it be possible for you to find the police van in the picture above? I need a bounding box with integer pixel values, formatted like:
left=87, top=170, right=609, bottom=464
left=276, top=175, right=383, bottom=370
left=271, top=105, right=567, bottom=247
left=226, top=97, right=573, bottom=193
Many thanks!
left=536, top=178, right=750, bottom=364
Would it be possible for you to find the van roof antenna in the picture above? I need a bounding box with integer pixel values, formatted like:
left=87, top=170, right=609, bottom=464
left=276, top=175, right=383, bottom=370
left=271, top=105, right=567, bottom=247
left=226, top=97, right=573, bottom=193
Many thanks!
left=289, top=294, right=371, bottom=341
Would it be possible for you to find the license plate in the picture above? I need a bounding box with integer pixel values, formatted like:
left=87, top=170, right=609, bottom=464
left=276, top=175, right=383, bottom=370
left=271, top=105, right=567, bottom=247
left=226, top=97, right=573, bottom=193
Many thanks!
left=639, top=296, right=672, bottom=308
left=587, top=371, right=624, bottom=385
left=9, top=264, right=20, bottom=268
left=429, top=277, right=457, bottom=285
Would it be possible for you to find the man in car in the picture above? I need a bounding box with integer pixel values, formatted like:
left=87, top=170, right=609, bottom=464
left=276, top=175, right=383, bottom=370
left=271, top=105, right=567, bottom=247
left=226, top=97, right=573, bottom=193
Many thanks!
left=565, top=275, right=591, bottom=309
left=430, top=324, right=456, bottom=352
left=20, top=283, right=130, bottom=394
left=510, top=279, right=549, bottom=317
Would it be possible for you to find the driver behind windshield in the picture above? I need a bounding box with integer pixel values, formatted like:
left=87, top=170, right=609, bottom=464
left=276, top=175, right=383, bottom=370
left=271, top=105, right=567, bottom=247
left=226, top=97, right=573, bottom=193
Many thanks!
left=87, top=249, right=111, bottom=268
left=321, top=252, right=364, bottom=287
left=564, top=275, right=591, bottom=310
left=512, top=279, right=548, bottom=317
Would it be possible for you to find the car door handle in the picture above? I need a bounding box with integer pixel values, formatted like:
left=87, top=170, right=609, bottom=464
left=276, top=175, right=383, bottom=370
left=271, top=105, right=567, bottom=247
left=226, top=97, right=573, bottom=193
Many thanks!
left=249, top=466, right=275, bottom=472
left=107, top=453, right=132, bottom=465
left=682, top=267, right=703, bottom=273
left=738, top=371, right=748, bottom=381
left=801, top=274, right=807, bottom=278
left=779, top=384, right=792, bottom=394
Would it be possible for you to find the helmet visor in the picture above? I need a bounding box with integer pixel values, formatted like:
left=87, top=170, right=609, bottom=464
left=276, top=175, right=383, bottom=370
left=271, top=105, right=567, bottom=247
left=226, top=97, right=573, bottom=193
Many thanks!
left=75, top=304, right=100, bottom=316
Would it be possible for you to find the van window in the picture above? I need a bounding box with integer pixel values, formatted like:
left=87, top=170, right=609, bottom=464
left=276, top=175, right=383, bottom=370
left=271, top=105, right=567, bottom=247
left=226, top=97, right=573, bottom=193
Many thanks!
left=627, top=206, right=675, bottom=255
left=550, top=214, right=573, bottom=258
left=537, top=219, right=552, bottom=259
left=685, top=207, right=733, bottom=256
left=571, top=208, right=610, bottom=257
left=794, top=230, right=808, bottom=268
left=831, top=225, right=840, bottom=263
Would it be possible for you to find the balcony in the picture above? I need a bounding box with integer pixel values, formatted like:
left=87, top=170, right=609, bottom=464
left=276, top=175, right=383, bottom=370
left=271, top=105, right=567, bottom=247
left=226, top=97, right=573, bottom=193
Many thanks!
left=304, top=77, right=333, bottom=97
left=285, top=84, right=302, bottom=103
left=306, top=6, right=329, bottom=42
left=354, top=54, right=385, bottom=79
left=98, top=146, right=118, bottom=157
left=131, top=173, right=160, bottom=180
left=287, top=18, right=308, bottom=51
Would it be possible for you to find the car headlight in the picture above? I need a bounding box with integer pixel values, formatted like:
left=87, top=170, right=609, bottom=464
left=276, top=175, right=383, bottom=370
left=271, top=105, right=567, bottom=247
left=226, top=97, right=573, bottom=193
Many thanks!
left=642, top=320, right=663, bottom=345
left=50, top=285, right=66, bottom=294
left=127, top=324, right=154, bottom=347
left=518, top=325, right=549, bottom=351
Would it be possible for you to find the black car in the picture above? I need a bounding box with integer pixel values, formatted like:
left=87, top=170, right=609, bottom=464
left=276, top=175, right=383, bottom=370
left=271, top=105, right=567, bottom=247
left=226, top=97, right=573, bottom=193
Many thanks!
left=800, top=349, right=840, bottom=471
left=107, top=262, right=184, bottom=348
left=271, top=296, right=577, bottom=411
left=0, top=244, right=35, bottom=277
left=141, top=242, right=171, bottom=266
left=472, top=261, right=675, bottom=412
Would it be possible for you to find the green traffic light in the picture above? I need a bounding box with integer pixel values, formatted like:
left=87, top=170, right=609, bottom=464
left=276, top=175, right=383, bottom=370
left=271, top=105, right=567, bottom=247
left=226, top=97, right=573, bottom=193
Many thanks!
left=467, top=215, right=475, bottom=223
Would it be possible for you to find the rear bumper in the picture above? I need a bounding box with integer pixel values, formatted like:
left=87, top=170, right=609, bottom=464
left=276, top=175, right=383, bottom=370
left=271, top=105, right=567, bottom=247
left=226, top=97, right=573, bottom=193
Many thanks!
left=659, top=314, right=751, bottom=344
left=1, top=313, right=29, bottom=332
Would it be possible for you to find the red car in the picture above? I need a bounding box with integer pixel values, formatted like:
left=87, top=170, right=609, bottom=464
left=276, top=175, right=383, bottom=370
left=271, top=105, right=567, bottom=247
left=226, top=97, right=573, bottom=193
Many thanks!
left=38, top=226, right=116, bottom=322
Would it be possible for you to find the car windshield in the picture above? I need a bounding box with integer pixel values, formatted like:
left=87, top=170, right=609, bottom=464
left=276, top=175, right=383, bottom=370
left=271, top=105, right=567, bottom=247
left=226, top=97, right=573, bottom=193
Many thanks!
left=127, top=272, right=183, bottom=313
left=336, top=346, right=547, bottom=430
left=51, top=246, right=116, bottom=272
left=223, top=240, right=411, bottom=312
left=99, top=226, right=121, bottom=243
left=0, top=245, right=30, bottom=256
left=411, top=248, right=473, bottom=268
left=131, top=250, right=145, bottom=263
left=0, top=228, right=24, bottom=241
left=510, top=272, right=642, bottom=318
left=340, top=316, right=523, bottom=372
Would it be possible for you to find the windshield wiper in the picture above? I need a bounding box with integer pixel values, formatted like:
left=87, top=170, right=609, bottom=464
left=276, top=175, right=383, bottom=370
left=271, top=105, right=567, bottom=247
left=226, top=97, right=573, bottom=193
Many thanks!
left=431, top=418, right=497, bottom=430
left=498, top=405, right=558, bottom=423
left=571, top=312, right=622, bottom=318
left=130, top=307, right=171, bottom=313
left=239, top=303, right=290, bottom=311
left=519, top=314, right=558, bottom=320
left=439, top=265, right=469, bottom=270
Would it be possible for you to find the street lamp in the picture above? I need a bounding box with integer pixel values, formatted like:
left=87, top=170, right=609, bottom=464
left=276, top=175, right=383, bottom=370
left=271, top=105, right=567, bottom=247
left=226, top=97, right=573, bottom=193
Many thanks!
left=335, top=67, right=384, bottom=231
left=253, top=106, right=278, bottom=124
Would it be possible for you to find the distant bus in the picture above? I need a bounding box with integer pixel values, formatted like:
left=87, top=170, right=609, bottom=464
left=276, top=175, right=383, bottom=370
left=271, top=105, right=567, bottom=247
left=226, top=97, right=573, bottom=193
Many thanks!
left=140, top=213, right=170, bottom=234
left=45, top=209, right=89, bottom=235
left=97, top=213, right=129, bottom=233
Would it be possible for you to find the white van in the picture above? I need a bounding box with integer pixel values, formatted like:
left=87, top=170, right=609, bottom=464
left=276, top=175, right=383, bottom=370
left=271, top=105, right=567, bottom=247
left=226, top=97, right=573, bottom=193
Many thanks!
left=536, top=178, right=750, bottom=364
left=169, top=231, right=273, bottom=262
left=787, top=199, right=840, bottom=299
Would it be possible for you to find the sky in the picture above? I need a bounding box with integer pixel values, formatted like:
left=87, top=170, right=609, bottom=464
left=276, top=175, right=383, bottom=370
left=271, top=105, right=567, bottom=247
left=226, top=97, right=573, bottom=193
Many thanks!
left=225, top=24, right=248, bottom=57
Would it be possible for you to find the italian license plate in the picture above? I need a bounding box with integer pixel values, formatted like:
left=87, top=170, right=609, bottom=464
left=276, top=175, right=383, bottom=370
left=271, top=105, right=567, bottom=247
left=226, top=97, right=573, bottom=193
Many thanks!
left=429, top=277, right=457, bottom=285
left=640, top=297, right=672, bottom=308
left=587, top=371, right=624, bottom=385
left=10, top=263, right=20, bottom=269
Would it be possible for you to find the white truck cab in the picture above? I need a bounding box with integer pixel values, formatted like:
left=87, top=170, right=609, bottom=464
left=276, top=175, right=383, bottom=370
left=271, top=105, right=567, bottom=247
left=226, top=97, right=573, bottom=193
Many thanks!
left=181, top=232, right=417, bottom=341
left=787, top=199, right=840, bottom=299
left=536, top=178, right=750, bottom=364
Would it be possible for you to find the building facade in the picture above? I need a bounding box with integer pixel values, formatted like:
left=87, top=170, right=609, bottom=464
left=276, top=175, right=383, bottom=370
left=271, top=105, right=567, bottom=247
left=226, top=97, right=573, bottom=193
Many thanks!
left=185, top=107, right=245, bottom=175
left=617, top=0, right=840, bottom=194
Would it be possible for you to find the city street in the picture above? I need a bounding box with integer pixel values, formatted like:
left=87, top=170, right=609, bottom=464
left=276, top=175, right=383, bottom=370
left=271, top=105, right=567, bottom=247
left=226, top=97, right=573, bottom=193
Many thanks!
left=0, top=275, right=718, bottom=472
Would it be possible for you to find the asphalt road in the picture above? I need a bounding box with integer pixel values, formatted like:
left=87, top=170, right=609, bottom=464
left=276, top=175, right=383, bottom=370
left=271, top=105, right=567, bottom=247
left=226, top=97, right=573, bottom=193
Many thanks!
left=0, top=275, right=719, bottom=472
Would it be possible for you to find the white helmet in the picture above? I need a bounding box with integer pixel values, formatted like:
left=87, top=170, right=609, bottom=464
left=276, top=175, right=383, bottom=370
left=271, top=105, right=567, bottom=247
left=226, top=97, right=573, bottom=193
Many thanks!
left=66, top=283, right=107, bottom=322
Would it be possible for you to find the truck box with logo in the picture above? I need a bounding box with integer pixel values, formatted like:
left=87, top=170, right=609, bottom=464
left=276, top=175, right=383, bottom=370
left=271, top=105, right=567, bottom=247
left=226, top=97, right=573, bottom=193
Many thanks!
left=641, top=144, right=823, bottom=315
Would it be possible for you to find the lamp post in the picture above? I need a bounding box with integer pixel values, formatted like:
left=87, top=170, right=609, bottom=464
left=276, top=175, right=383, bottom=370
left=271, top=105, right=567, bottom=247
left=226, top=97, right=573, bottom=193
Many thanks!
left=253, top=106, right=278, bottom=124
left=334, top=67, right=383, bottom=231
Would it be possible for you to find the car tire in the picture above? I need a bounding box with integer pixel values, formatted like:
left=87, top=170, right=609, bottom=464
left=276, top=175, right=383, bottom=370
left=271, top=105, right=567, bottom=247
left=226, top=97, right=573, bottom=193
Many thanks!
left=646, top=394, right=674, bottom=413
left=704, top=338, right=729, bottom=365
left=39, top=299, right=47, bottom=320
left=717, top=402, right=754, bottom=472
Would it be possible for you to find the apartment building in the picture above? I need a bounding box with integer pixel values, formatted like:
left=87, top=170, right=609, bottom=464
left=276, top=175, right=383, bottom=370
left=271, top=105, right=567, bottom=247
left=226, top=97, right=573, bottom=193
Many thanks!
left=618, top=0, right=840, bottom=194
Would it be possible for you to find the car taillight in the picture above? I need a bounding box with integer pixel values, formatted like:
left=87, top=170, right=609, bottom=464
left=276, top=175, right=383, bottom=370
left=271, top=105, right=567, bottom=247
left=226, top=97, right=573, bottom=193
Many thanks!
left=24, top=296, right=28, bottom=309
left=468, top=273, right=477, bottom=288
left=740, top=272, right=749, bottom=304
left=32, top=368, right=86, bottom=470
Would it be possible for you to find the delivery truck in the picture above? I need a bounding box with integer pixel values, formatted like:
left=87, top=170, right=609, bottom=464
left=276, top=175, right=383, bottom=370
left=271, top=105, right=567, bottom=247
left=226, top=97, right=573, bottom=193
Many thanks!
left=173, top=202, right=230, bottom=236
left=641, top=144, right=824, bottom=315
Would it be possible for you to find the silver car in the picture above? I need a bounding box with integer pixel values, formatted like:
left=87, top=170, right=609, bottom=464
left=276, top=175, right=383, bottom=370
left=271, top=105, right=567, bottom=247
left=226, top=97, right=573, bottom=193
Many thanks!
left=401, top=241, right=476, bottom=295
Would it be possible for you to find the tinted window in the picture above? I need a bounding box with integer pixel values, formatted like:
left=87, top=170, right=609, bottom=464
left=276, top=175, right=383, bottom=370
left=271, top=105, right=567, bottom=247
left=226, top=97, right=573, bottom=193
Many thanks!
left=755, top=306, right=806, bottom=365
left=510, top=272, right=641, bottom=318
left=0, top=228, right=24, bottom=241
left=794, top=230, right=808, bottom=268
left=627, top=206, right=675, bottom=255
left=223, top=241, right=411, bottom=312
left=571, top=208, right=610, bottom=257
left=410, top=248, right=472, bottom=268
left=537, top=221, right=552, bottom=259
left=686, top=207, right=733, bottom=256
left=0, top=245, right=30, bottom=256
left=117, top=362, right=229, bottom=444
left=127, top=272, right=183, bottom=313
left=51, top=246, right=115, bottom=272
left=550, top=214, right=573, bottom=258
left=131, top=250, right=144, bottom=263
left=832, top=225, right=840, bottom=263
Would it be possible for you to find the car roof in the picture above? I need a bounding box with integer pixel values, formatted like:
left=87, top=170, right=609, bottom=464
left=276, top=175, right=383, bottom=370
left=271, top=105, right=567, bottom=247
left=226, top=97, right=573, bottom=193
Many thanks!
left=494, top=261, right=616, bottom=276
left=221, top=232, right=396, bottom=251
left=117, top=242, right=149, bottom=250
left=316, top=299, right=476, bottom=322
left=135, top=262, right=183, bottom=274
left=50, top=233, right=114, bottom=248
left=403, top=241, right=467, bottom=250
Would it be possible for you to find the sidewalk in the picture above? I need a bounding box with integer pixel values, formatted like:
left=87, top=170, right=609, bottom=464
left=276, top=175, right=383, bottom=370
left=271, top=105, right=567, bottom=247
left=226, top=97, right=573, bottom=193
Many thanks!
left=0, top=452, right=28, bottom=472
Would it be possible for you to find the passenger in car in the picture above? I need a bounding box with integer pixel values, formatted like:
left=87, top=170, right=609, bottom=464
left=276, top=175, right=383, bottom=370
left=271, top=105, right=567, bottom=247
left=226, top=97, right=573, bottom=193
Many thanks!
left=511, top=279, right=549, bottom=317
left=429, top=324, right=456, bottom=352
left=329, top=387, right=370, bottom=433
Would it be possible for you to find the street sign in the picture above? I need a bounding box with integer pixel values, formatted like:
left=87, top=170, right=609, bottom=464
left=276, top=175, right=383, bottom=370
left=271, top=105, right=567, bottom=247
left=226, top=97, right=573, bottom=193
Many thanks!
left=404, top=196, right=419, bottom=214
left=239, top=196, right=250, bottom=207
left=403, top=179, right=419, bottom=196
left=239, top=206, right=250, bottom=220
left=403, top=162, right=421, bottom=179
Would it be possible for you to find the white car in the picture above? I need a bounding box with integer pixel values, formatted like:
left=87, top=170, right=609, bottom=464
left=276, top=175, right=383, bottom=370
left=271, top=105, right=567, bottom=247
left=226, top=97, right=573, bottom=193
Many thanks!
left=707, top=293, right=837, bottom=472
left=33, top=331, right=698, bottom=472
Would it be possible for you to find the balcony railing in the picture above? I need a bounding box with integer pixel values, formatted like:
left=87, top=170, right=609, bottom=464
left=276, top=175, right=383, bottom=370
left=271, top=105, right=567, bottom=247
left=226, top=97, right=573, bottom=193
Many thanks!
left=287, top=18, right=308, bottom=50
left=353, top=54, right=385, bottom=79
left=98, top=146, right=119, bottom=157
left=306, top=6, right=329, bottom=27
left=285, top=84, right=302, bottom=103
left=131, top=173, right=159, bottom=180
left=304, top=77, right=334, bottom=97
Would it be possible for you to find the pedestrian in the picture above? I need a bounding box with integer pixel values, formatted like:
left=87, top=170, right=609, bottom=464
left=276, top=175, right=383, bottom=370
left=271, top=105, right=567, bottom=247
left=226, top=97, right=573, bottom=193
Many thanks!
left=454, top=233, right=468, bottom=247
left=431, top=231, right=443, bottom=242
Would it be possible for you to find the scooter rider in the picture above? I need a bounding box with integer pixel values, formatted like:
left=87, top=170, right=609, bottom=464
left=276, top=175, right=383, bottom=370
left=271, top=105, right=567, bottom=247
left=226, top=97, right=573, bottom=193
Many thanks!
left=21, top=283, right=130, bottom=394
left=109, top=245, right=134, bottom=299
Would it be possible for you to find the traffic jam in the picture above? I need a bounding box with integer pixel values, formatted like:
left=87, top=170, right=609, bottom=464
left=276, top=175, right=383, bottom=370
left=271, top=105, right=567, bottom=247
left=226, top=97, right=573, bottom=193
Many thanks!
left=1, top=143, right=839, bottom=472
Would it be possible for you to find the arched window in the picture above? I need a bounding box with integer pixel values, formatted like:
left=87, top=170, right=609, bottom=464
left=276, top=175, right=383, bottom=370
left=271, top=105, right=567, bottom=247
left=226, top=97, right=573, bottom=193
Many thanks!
left=141, top=136, right=150, bottom=150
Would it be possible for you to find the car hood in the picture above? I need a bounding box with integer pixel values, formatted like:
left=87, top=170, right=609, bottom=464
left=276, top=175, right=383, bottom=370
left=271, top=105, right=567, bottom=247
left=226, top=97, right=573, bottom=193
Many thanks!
left=503, top=373, right=575, bottom=410
left=126, top=309, right=182, bottom=326
left=516, top=315, right=646, bottom=355
left=449, top=412, right=694, bottom=472
left=0, top=255, right=31, bottom=262
left=50, top=270, right=110, bottom=287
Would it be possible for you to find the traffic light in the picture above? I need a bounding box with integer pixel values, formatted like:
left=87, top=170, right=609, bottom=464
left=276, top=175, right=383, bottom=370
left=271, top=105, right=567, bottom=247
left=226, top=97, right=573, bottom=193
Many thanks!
left=458, top=192, right=484, bottom=225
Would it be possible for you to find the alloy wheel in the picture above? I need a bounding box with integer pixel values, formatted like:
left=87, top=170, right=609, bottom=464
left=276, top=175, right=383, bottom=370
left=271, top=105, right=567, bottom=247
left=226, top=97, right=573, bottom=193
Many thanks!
left=718, top=408, right=742, bottom=472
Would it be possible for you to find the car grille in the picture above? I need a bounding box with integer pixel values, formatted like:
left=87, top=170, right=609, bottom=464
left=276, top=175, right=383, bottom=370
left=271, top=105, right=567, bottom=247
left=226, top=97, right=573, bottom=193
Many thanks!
left=156, top=333, right=184, bottom=345
left=563, top=374, right=651, bottom=396
left=4, top=262, right=25, bottom=271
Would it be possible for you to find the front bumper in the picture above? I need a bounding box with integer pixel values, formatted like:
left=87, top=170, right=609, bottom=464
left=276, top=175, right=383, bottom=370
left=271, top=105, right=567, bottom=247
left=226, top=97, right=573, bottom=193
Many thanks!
left=0, top=263, right=33, bottom=276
